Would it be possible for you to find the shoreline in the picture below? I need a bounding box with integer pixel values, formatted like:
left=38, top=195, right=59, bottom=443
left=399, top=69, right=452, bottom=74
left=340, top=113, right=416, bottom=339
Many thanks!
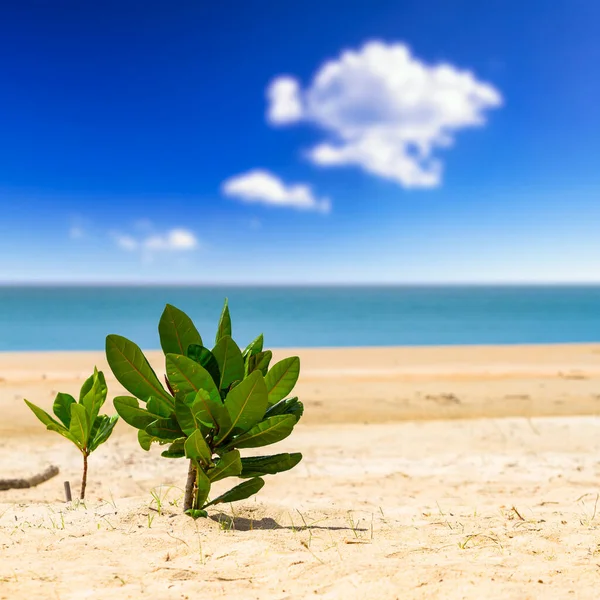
left=2, top=343, right=599, bottom=435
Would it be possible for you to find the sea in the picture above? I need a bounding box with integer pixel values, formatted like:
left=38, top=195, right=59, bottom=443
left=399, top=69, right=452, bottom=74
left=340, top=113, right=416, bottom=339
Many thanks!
left=0, top=285, right=599, bottom=351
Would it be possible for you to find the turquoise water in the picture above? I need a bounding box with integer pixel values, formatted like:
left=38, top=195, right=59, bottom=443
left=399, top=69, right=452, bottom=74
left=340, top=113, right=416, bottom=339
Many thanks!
left=0, top=286, right=599, bottom=351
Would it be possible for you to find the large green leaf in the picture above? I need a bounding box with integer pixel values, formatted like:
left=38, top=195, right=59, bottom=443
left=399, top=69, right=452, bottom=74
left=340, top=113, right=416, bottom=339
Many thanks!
left=239, top=452, right=302, bottom=478
left=105, top=334, right=172, bottom=404
left=203, top=477, right=265, bottom=508
left=113, top=396, right=160, bottom=429
left=161, top=437, right=186, bottom=458
left=138, top=429, right=156, bottom=451
left=145, top=417, right=184, bottom=442
left=195, top=468, right=211, bottom=510
left=247, top=350, right=272, bottom=376
left=225, top=415, right=296, bottom=450
left=146, top=396, right=173, bottom=418
left=243, top=333, right=263, bottom=358
left=264, top=397, right=304, bottom=422
left=184, top=430, right=212, bottom=466
left=158, top=304, right=203, bottom=356
left=80, top=368, right=108, bottom=423
left=52, top=393, right=76, bottom=427
left=215, top=298, right=232, bottom=344
left=89, top=414, right=118, bottom=451
left=217, top=371, right=268, bottom=442
left=165, top=353, right=221, bottom=407
left=207, top=450, right=242, bottom=482
left=265, top=357, right=300, bottom=406
left=187, top=344, right=221, bottom=388
left=194, top=389, right=231, bottom=434
left=212, top=335, right=244, bottom=391
left=69, top=403, right=90, bottom=449
left=25, top=400, right=77, bottom=445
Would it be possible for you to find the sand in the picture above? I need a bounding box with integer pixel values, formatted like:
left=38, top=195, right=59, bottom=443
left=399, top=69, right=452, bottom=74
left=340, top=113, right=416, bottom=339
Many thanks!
left=1, top=344, right=600, bottom=599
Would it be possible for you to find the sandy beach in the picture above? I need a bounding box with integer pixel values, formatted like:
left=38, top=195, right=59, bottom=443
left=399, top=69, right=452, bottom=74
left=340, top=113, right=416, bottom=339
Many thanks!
left=2, top=344, right=600, bottom=599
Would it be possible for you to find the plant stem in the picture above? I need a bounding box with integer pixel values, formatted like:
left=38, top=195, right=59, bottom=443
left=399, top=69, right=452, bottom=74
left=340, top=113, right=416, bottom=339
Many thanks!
left=184, top=460, right=197, bottom=512
left=80, top=452, right=88, bottom=500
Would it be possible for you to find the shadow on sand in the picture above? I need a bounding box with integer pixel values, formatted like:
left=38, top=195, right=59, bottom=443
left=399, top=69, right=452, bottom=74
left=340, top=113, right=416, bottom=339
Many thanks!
left=209, top=512, right=368, bottom=533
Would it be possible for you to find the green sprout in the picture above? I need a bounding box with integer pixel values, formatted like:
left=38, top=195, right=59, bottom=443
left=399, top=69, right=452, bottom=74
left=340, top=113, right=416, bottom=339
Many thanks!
left=24, top=368, right=119, bottom=499
left=106, top=299, right=303, bottom=518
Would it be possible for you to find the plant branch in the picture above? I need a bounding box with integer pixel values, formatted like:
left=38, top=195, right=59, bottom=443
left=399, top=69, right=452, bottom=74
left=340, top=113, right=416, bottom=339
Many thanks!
left=80, top=451, right=89, bottom=500
left=184, top=460, right=197, bottom=512
left=0, top=465, right=59, bottom=491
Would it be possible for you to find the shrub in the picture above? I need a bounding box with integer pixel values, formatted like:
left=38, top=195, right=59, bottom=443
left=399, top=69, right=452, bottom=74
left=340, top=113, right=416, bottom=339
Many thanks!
left=24, top=368, right=118, bottom=499
left=106, top=300, right=303, bottom=518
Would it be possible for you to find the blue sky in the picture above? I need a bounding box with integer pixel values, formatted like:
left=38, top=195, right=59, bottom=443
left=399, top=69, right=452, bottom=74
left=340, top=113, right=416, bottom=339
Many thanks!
left=0, top=0, right=599, bottom=284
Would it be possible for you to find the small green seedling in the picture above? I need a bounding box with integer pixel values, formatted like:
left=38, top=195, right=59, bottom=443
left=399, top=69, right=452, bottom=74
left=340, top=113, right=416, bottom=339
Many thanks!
left=106, top=299, right=303, bottom=518
left=24, top=368, right=118, bottom=499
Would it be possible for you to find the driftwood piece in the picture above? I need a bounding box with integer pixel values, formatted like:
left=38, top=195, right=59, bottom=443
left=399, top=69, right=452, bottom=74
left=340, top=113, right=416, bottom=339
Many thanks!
left=0, top=465, right=59, bottom=491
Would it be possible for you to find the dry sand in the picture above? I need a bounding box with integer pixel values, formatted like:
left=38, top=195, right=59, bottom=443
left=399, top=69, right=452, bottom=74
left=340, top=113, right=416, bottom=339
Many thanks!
left=2, top=344, right=600, bottom=599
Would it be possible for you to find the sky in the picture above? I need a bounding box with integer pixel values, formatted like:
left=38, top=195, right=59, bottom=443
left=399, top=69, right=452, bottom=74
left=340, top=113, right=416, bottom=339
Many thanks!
left=0, top=0, right=599, bottom=284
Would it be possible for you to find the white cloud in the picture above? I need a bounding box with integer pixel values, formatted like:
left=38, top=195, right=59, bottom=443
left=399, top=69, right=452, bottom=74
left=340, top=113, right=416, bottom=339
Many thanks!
left=69, top=226, right=85, bottom=240
left=113, top=228, right=199, bottom=253
left=115, top=234, right=138, bottom=251
left=222, top=169, right=331, bottom=213
left=266, top=41, right=502, bottom=188
left=145, top=228, right=198, bottom=250
left=266, top=76, right=304, bottom=124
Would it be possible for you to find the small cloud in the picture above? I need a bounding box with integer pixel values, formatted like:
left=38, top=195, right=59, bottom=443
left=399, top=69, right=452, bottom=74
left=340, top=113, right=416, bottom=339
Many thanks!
left=266, top=76, right=304, bottom=124
left=222, top=169, right=331, bottom=214
left=144, top=228, right=198, bottom=251
left=112, top=228, right=199, bottom=253
left=114, top=234, right=139, bottom=251
left=266, top=40, right=502, bottom=188
left=69, top=226, right=85, bottom=240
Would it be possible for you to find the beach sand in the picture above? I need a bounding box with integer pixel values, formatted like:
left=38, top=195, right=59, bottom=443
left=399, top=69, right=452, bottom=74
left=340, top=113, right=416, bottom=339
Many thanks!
left=2, top=344, right=600, bottom=599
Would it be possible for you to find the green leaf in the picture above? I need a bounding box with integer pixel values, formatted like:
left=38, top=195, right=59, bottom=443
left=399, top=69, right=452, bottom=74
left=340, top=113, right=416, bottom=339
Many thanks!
left=215, top=298, right=232, bottom=344
left=145, top=417, right=184, bottom=442
left=247, top=350, right=272, bottom=376
left=69, top=403, right=90, bottom=449
left=195, top=468, right=211, bottom=510
left=184, top=430, right=212, bottom=466
left=105, top=334, right=173, bottom=404
left=264, top=397, right=304, bottom=422
left=25, top=399, right=62, bottom=429
left=161, top=437, right=186, bottom=458
left=176, top=388, right=230, bottom=436
left=158, top=304, right=203, bottom=356
left=243, top=333, right=263, bottom=358
left=89, top=415, right=118, bottom=451
left=203, top=477, right=265, bottom=508
left=185, top=509, right=208, bottom=519
left=165, top=353, right=221, bottom=407
left=265, top=357, right=300, bottom=406
left=187, top=344, right=221, bottom=388
left=212, top=335, right=244, bottom=391
left=25, top=399, right=78, bottom=444
left=207, top=450, right=242, bottom=482
left=138, top=429, right=156, bottom=451
left=113, top=396, right=161, bottom=430
left=194, top=389, right=231, bottom=434
left=52, top=393, right=76, bottom=427
left=225, top=415, right=296, bottom=450
left=217, top=371, right=268, bottom=442
left=80, top=368, right=108, bottom=423
left=147, top=396, right=173, bottom=418
left=239, top=452, right=302, bottom=478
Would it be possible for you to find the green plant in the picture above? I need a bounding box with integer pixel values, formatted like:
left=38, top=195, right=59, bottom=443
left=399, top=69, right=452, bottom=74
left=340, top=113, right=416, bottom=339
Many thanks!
left=106, top=299, right=303, bottom=518
left=24, top=368, right=118, bottom=499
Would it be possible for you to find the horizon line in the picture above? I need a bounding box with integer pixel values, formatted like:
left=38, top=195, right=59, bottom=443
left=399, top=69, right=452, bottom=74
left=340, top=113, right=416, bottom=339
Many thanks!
left=1, top=281, right=600, bottom=287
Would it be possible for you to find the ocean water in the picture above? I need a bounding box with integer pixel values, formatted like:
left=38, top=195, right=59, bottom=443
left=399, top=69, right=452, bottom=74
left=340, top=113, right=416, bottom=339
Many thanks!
left=0, top=285, right=599, bottom=352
